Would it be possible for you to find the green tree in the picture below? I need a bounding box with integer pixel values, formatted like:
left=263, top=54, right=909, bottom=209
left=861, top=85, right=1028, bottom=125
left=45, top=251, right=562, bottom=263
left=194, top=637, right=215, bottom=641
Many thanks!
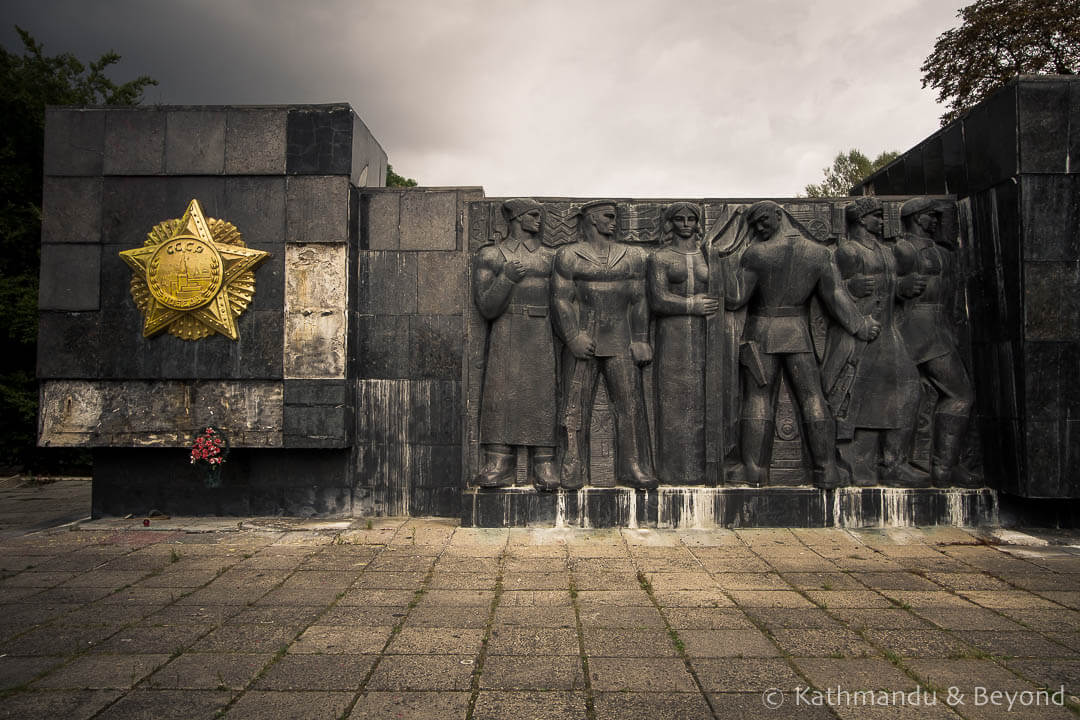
left=803, top=149, right=900, bottom=198
left=386, top=164, right=417, bottom=187
left=921, top=0, right=1080, bottom=125
left=0, top=27, right=155, bottom=471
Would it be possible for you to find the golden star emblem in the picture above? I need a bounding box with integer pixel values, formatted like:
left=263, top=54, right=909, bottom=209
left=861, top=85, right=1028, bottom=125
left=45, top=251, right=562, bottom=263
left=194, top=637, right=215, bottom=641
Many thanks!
left=119, top=199, right=269, bottom=341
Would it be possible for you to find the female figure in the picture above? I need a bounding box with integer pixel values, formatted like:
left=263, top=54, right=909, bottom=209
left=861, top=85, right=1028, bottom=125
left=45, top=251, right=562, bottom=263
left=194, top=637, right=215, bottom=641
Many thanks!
left=647, top=202, right=719, bottom=484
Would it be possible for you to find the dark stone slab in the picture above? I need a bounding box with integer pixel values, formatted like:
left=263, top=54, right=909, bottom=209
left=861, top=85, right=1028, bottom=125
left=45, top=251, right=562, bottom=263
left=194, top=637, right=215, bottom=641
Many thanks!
left=166, top=176, right=226, bottom=220
left=104, top=109, right=166, bottom=175
left=38, top=244, right=100, bottom=311
left=358, top=251, right=417, bottom=315
left=417, top=251, right=465, bottom=315
left=223, top=176, right=287, bottom=247
left=101, top=176, right=169, bottom=247
left=409, top=485, right=461, bottom=517
left=410, top=314, right=462, bottom=380
left=1023, top=342, right=1080, bottom=423
left=1071, top=82, right=1080, bottom=175
left=921, top=136, right=946, bottom=194
left=1023, top=262, right=1080, bottom=341
left=1018, top=80, right=1070, bottom=174
left=1025, top=421, right=1063, bottom=497
left=886, top=161, right=907, bottom=195
left=354, top=379, right=460, bottom=445
left=225, top=108, right=287, bottom=175
left=285, top=379, right=348, bottom=406
left=362, top=191, right=401, bottom=251
left=165, top=109, right=226, bottom=175
left=230, top=309, right=284, bottom=379
left=37, top=311, right=102, bottom=378
left=1021, top=175, right=1079, bottom=261
left=44, top=108, right=105, bottom=176
left=286, top=106, right=353, bottom=176
left=286, top=175, right=350, bottom=244
left=460, top=487, right=998, bottom=528
left=41, top=177, right=103, bottom=244
left=963, top=82, right=1018, bottom=192
left=350, top=114, right=387, bottom=188
left=283, top=403, right=349, bottom=448
left=903, top=145, right=926, bottom=194
left=353, top=314, right=410, bottom=378
left=941, top=122, right=967, bottom=196
left=400, top=191, right=457, bottom=250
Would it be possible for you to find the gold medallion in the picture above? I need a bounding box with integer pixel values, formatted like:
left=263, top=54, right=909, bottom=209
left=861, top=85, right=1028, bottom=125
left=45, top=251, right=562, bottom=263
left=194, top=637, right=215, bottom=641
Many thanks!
left=119, top=199, right=269, bottom=341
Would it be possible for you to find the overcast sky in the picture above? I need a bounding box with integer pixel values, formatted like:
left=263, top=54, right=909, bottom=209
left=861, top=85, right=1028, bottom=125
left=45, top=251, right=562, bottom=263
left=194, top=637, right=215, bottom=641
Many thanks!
left=3, top=0, right=966, bottom=197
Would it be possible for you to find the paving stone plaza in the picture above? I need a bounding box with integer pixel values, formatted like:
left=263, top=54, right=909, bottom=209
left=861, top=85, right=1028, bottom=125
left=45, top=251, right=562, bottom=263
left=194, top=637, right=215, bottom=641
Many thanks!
left=0, top=508, right=1077, bottom=719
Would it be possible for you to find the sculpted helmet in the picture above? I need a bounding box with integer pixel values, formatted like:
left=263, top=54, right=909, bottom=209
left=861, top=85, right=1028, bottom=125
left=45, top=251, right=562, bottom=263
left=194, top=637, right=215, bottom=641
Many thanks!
left=845, top=196, right=883, bottom=225
left=501, top=198, right=543, bottom=223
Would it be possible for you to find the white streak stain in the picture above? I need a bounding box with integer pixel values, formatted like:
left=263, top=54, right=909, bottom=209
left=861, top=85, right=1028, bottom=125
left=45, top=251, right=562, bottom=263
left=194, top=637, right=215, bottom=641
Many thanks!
left=627, top=489, right=638, bottom=529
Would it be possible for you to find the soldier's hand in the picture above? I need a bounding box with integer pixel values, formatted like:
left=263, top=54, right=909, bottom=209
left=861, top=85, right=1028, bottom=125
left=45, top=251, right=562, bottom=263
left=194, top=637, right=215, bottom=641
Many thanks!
left=568, top=331, right=595, bottom=359
left=900, top=274, right=927, bottom=297
left=857, top=319, right=881, bottom=342
left=848, top=274, right=876, bottom=297
left=630, top=341, right=653, bottom=366
left=503, top=259, right=526, bottom=283
left=690, top=297, right=720, bottom=316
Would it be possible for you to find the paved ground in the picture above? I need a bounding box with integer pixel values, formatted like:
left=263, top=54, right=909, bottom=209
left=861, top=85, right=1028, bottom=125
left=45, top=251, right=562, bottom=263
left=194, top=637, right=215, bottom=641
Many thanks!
left=0, top=477, right=91, bottom=540
left=0, top=511, right=1078, bottom=720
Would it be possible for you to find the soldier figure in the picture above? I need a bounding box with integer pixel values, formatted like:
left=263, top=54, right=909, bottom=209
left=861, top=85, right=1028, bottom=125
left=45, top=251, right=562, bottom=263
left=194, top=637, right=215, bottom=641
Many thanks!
left=725, top=201, right=880, bottom=489
left=552, top=201, right=658, bottom=490
left=823, top=197, right=928, bottom=487
left=895, top=198, right=976, bottom=487
left=473, top=199, right=559, bottom=490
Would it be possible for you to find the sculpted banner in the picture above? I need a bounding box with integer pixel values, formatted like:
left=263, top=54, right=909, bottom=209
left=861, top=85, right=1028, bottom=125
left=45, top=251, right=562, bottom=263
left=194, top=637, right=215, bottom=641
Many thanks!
left=465, top=197, right=981, bottom=491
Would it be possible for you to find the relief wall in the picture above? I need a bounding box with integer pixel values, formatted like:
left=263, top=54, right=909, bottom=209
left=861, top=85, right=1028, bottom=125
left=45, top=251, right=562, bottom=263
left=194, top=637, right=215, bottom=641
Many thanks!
left=465, top=197, right=982, bottom=492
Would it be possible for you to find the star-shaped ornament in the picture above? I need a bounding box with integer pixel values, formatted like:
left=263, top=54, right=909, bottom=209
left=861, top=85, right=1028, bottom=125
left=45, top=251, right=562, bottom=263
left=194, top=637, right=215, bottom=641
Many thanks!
left=119, top=199, right=268, bottom=341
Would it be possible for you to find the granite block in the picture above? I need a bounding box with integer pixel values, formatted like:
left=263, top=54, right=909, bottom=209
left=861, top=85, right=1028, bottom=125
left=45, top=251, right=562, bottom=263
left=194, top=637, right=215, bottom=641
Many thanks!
left=38, top=244, right=100, bottom=311
left=41, top=177, right=103, bottom=244
left=354, top=379, right=460, bottom=445
left=104, top=110, right=165, bottom=175
left=902, top=145, right=926, bottom=194
left=284, top=308, right=347, bottom=379
left=285, top=243, right=347, bottom=308
left=1022, top=342, right=1080, bottom=423
left=285, top=379, right=348, bottom=406
left=363, top=192, right=401, bottom=250
left=286, top=106, right=353, bottom=176
left=1023, top=262, right=1080, bottom=341
left=410, top=314, right=462, bottom=380
left=1021, top=175, right=1079, bottom=261
left=37, top=312, right=102, bottom=378
left=283, top=405, right=348, bottom=447
left=886, top=162, right=906, bottom=195
left=359, top=251, right=417, bottom=315
left=286, top=175, right=350, bottom=244
left=225, top=108, right=287, bottom=175
left=350, top=114, right=387, bottom=188
left=1025, top=421, right=1062, bottom=497
left=922, top=135, right=946, bottom=194
left=165, top=109, right=226, bottom=174
left=353, top=313, right=410, bottom=378
left=1018, top=80, right=1070, bottom=174
left=99, top=245, right=133, bottom=309
left=44, top=108, right=105, bottom=176
left=963, top=83, right=1018, bottom=192
left=417, top=251, right=465, bottom=314
left=941, top=122, right=967, bottom=196
left=1071, top=82, right=1080, bottom=175
left=400, top=191, right=456, bottom=250
left=245, top=243, right=284, bottom=311
left=101, top=177, right=169, bottom=247
left=166, top=176, right=226, bottom=220
left=223, top=176, right=287, bottom=247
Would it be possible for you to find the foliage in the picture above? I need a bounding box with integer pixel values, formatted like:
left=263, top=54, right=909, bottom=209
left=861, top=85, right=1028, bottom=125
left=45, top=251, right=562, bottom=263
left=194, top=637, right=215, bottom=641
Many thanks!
left=386, top=164, right=417, bottom=187
left=0, top=27, right=155, bottom=471
left=803, top=149, right=900, bottom=197
left=921, top=0, right=1080, bottom=125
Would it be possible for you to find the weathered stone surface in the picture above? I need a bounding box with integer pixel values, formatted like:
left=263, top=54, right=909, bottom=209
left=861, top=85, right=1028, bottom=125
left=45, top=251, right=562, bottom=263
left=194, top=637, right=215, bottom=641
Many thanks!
left=286, top=105, right=353, bottom=176
left=285, top=243, right=347, bottom=308
left=400, top=191, right=456, bottom=250
left=165, top=109, right=226, bottom=174
left=103, top=109, right=166, bottom=175
left=38, top=380, right=284, bottom=447
left=41, top=177, right=102, bottom=244
left=38, top=244, right=100, bottom=311
left=1024, top=262, right=1080, bottom=340
left=1018, top=79, right=1071, bottom=174
left=284, top=309, right=347, bottom=379
left=44, top=108, right=105, bottom=176
left=417, top=251, right=464, bottom=314
left=359, top=251, right=417, bottom=315
left=286, top=175, right=349, bottom=244
left=364, top=191, right=401, bottom=250
left=350, top=113, right=387, bottom=188
left=225, top=108, right=287, bottom=175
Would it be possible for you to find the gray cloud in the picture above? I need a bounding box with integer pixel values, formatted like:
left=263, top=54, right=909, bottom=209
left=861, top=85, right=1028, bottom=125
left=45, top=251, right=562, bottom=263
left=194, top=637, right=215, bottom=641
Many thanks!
left=3, top=0, right=965, bottom=196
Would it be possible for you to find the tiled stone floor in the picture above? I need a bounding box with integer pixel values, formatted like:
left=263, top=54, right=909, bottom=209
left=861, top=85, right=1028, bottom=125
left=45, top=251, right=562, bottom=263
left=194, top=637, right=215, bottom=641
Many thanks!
left=0, top=519, right=1078, bottom=719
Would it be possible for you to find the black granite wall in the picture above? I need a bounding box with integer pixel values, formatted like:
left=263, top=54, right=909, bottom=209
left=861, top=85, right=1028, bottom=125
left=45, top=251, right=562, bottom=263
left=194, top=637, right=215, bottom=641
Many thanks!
left=853, top=76, right=1080, bottom=499
left=39, top=104, right=387, bottom=516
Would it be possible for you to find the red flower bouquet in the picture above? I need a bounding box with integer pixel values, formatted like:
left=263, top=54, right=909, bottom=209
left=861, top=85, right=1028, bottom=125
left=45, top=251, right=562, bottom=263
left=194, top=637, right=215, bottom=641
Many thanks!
left=190, top=426, right=229, bottom=487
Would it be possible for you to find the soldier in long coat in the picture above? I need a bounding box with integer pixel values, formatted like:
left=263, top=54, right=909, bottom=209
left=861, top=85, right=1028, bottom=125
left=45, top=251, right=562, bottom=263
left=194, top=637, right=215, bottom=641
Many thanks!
left=473, top=199, right=559, bottom=489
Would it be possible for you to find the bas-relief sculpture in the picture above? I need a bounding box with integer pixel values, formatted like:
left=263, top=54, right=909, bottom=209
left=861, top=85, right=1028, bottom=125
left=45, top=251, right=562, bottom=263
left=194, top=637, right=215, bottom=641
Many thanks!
left=470, top=196, right=981, bottom=492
